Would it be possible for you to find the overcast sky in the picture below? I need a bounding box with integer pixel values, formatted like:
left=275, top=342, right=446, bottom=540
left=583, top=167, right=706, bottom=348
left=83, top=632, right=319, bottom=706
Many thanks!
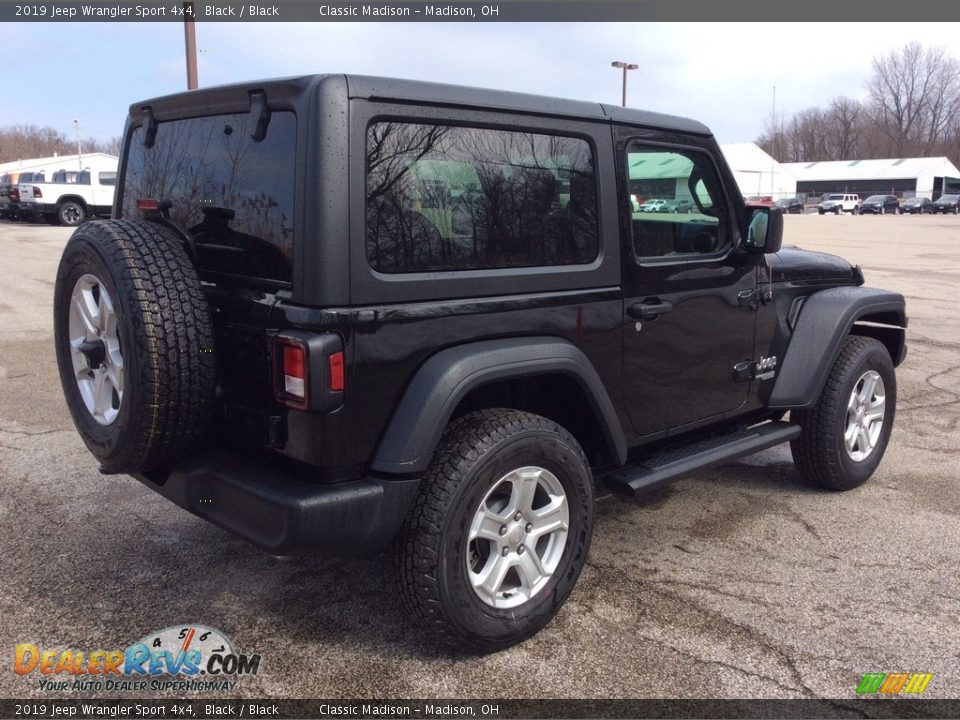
left=3, top=22, right=958, bottom=147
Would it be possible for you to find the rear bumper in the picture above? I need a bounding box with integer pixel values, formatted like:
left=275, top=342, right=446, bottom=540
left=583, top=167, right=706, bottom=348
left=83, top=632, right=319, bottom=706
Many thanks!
left=133, top=450, right=421, bottom=556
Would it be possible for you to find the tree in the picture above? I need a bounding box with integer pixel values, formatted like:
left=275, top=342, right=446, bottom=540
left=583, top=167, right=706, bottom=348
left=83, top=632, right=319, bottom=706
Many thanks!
left=0, top=125, right=122, bottom=163
left=757, top=43, right=960, bottom=169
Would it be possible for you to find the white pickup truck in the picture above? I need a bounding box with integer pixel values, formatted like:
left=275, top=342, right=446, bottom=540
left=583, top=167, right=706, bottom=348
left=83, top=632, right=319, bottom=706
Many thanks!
left=18, top=168, right=117, bottom=226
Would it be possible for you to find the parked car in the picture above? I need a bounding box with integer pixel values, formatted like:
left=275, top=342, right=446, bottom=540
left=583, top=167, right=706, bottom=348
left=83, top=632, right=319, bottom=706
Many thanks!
left=638, top=198, right=668, bottom=213
left=932, top=194, right=960, bottom=214
left=774, top=197, right=804, bottom=214
left=53, top=74, right=906, bottom=650
left=0, top=172, right=19, bottom=219
left=819, top=193, right=860, bottom=215
left=745, top=195, right=775, bottom=206
left=859, top=195, right=899, bottom=215
left=899, top=197, right=932, bottom=215
left=660, top=198, right=692, bottom=213
left=11, top=172, right=48, bottom=221
left=17, top=168, right=117, bottom=226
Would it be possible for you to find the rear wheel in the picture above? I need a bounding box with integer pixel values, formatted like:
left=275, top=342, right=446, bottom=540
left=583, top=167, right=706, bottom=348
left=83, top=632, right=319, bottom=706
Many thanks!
left=54, top=220, right=216, bottom=473
left=58, top=200, right=85, bottom=227
left=394, top=409, right=594, bottom=650
left=791, top=336, right=896, bottom=491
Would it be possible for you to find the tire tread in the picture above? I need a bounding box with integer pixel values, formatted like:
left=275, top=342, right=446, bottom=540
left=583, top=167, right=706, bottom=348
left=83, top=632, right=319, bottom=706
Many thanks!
left=55, top=219, right=216, bottom=472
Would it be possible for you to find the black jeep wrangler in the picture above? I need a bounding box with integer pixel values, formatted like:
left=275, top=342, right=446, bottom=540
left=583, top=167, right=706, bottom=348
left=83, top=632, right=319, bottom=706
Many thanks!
left=54, top=75, right=907, bottom=650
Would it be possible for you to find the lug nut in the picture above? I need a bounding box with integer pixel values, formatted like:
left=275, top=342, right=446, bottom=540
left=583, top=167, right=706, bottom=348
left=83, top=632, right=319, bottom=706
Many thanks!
left=525, top=523, right=533, bottom=532
left=514, top=512, right=523, bottom=521
left=499, top=526, right=507, bottom=536
left=501, top=547, right=510, bottom=557
left=517, top=545, right=526, bottom=555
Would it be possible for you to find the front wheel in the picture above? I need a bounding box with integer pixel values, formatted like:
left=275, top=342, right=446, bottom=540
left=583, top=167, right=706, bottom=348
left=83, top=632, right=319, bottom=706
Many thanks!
left=791, top=336, right=896, bottom=491
left=394, top=409, right=594, bottom=650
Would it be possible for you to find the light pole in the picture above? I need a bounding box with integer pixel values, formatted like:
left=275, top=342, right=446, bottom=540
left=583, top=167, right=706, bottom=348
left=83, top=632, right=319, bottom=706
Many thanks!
left=73, top=119, right=82, bottom=169
left=184, top=1, right=198, bottom=89
left=611, top=61, right=638, bottom=107
left=771, top=85, right=776, bottom=196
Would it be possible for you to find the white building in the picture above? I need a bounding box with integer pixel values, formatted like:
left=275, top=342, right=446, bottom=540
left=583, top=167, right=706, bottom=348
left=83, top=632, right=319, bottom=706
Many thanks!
left=720, top=143, right=797, bottom=201
left=0, top=152, right=118, bottom=179
left=782, top=157, right=960, bottom=200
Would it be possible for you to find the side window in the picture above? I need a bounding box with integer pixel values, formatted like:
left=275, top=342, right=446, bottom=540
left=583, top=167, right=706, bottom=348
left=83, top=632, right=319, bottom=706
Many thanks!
left=626, top=143, right=728, bottom=261
left=99, top=172, right=117, bottom=187
left=366, top=122, right=598, bottom=273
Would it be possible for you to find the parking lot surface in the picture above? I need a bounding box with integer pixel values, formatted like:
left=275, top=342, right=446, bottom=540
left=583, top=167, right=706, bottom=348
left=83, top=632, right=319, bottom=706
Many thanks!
left=1, top=214, right=958, bottom=699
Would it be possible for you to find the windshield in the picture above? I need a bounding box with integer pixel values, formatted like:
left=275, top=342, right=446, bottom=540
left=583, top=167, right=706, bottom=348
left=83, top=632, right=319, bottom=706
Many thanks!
left=827, top=194, right=844, bottom=201
left=865, top=195, right=885, bottom=202
left=937, top=195, right=959, bottom=202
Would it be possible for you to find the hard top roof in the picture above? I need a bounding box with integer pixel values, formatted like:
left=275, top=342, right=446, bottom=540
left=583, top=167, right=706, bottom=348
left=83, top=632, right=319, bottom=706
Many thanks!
left=129, top=74, right=712, bottom=136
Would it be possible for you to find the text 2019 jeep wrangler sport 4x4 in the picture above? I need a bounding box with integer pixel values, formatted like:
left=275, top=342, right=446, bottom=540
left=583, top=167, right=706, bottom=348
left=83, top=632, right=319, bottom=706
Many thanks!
left=54, top=75, right=906, bottom=650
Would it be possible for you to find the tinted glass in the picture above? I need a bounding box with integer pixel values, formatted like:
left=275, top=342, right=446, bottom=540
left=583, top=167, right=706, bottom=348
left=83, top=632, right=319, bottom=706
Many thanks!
left=866, top=195, right=885, bottom=202
left=99, top=172, right=117, bottom=187
left=122, top=111, right=297, bottom=282
left=366, top=122, right=598, bottom=273
left=626, top=143, right=728, bottom=260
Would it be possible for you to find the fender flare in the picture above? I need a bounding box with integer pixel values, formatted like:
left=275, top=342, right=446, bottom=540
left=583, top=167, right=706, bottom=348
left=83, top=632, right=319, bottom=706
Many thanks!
left=370, top=337, right=628, bottom=475
left=768, top=286, right=906, bottom=410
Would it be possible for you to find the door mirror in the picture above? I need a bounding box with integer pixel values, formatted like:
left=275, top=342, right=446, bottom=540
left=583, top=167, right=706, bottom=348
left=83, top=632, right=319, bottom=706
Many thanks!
left=745, top=206, right=783, bottom=254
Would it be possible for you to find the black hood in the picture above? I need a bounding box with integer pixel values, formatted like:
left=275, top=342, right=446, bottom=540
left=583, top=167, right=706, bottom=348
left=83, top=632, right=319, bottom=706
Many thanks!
left=770, top=246, right=857, bottom=284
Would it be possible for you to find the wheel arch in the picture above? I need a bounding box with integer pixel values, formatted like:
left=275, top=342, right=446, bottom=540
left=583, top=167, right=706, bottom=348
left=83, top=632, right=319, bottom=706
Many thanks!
left=57, top=195, right=89, bottom=210
left=370, top=337, right=628, bottom=475
left=768, top=286, right=906, bottom=410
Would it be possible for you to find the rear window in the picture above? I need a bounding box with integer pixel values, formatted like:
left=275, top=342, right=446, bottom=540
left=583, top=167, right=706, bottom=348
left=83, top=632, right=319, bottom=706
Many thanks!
left=121, top=111, right=296, bottom=283
left=365, top=121, right=598, bottom=273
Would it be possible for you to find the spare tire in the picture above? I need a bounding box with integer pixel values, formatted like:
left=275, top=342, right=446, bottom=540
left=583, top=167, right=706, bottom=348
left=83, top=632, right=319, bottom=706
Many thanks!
left=53, top=219, right=216, bottom=473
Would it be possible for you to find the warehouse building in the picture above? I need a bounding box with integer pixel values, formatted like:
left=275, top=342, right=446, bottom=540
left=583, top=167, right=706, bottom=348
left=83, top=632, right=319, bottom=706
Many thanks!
left=782, top=157, right=960, bottom=200
left=720, top=143, right=797, bottom=201
left=0, top=152, right=118, bottom=178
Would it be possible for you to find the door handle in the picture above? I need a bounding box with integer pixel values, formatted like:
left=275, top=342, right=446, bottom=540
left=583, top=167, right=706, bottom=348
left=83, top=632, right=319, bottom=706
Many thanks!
left=628, top=299, right=674, bottom=320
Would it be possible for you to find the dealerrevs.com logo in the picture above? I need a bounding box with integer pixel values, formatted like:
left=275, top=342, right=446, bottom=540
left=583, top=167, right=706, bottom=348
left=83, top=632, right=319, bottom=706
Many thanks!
left=14, top=625, right=261, bottom=693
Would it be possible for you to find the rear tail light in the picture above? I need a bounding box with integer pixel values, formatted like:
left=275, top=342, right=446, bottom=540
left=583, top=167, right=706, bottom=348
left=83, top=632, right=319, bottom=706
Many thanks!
left=282, top=344, right=306, bottom=400
left=328, top=352, right=344, bottom=393
left=273, top=334, right=344, bottom=411
left=32, top=186, right=42, bottom=198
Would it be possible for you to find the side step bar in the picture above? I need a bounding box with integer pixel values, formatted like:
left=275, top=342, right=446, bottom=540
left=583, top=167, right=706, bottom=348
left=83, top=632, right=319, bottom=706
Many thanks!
left=603, top=421, right=801, bottom=497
